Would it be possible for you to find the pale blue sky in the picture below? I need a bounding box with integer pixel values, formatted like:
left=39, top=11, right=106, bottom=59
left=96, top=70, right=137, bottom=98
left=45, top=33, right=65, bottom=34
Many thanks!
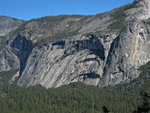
left=0, top=0, right=134, bottom=20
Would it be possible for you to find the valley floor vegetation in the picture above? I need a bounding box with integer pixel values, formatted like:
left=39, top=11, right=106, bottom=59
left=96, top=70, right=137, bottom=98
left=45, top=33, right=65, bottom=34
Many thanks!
left=0, top=62, right=150, bottom=113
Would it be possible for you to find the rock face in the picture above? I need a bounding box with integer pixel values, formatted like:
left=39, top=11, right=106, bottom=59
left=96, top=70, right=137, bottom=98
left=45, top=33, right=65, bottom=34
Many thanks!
left=0, top=49, right=19, bottom=71
left=18, top=34, right=106, bottom=88
left=0, top=16, right=23, bottom=36
left=127, top=0, right=150, bottom=20
left=11, top=34, right=33, bottom=75
left=0, top=0, right=150, bottom=88
left=0, top=16, right=23, bottom=71
left=98, top=20, right=150, bottom=86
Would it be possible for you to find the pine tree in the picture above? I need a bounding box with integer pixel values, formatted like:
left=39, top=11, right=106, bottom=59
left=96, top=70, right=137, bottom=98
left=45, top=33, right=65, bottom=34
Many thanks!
left=102, top=106, right=109, bottom=113
left=133, top=91, right=150, bottom=113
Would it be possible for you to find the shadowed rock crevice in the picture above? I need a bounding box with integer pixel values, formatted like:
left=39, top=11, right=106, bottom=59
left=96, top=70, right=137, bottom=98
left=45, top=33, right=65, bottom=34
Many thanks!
left=81, top=58, right=100, bottom=66
left=63, top=35, right=105, bottom=61
left=52, top=40, right=65, bottom=49
left=102, top=35, right=120, bottom=76
left=79, top=73, right=100, bottom=80
left=11, top=34, right=33, bottom=75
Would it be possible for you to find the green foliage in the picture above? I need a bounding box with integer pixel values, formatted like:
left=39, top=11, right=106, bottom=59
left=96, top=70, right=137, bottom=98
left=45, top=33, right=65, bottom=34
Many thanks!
left=12, top=22, right=27, bottom=36
left=0, top=82, right=136, bottom=113
left=0, top=63, right=149, bottom=113
left=131, top=62, right=150, bottom=83
left=30, top=15, right=84, bottom=33
left=12, top=15, right=85, bottom=47
left=37, top=29, right=80, bottom=47
left=132, top=91, right=150, bottom=113
left=102, top=106, right=109, bottom=113
left=0, top=36, right=7, bottom=52
left=109, top=3, right=135, bottom=19
left=108, top=3, right=135, bottom=31
left=0, top=68, right=20, bottom=86
left=32, top=15, right=85, bottom=23
left=139, top=62, right=150, bottom=74
left=108, top=21, right=126, bottom=32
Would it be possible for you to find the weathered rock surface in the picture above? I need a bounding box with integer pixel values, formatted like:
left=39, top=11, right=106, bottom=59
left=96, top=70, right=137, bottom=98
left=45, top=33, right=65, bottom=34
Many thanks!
left=98, top=20, right=150, bottom=87
left=11, top=34, right=33, bottom=75
left=0, top=0, right=150, bottom=88
left=0, top=16, right=23, bottom=36
left=18, top=34, right=108, bottom=88
left=0, top=48, right=19, bottom=71
left=0, top=16, right=23, bottom=71
left=126, top=0, right=150, bottom=20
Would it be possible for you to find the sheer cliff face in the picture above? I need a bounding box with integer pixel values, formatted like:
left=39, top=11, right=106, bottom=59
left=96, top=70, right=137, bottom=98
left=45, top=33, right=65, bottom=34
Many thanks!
left=18, top=35, right=106, bottom=88
left=0, top=0, right=150, bottom=88
left=0, top=17, right=23, bottom=71
left=98, top=21, right=150, bottom=86
left=127, top=0, right=150, bottom=20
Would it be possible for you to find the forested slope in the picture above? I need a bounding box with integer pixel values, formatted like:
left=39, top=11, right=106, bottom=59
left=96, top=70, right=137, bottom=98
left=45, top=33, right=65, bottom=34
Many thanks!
left=0, top=62, right=150, bottom=113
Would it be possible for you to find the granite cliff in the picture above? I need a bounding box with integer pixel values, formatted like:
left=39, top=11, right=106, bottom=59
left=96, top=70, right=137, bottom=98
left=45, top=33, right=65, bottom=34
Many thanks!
left=0, top=0, right=150, bottom=88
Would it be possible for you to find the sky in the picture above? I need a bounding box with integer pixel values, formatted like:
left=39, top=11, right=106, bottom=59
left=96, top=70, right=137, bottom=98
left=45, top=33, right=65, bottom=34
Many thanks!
left=0, top=0, right=134, bottom=20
